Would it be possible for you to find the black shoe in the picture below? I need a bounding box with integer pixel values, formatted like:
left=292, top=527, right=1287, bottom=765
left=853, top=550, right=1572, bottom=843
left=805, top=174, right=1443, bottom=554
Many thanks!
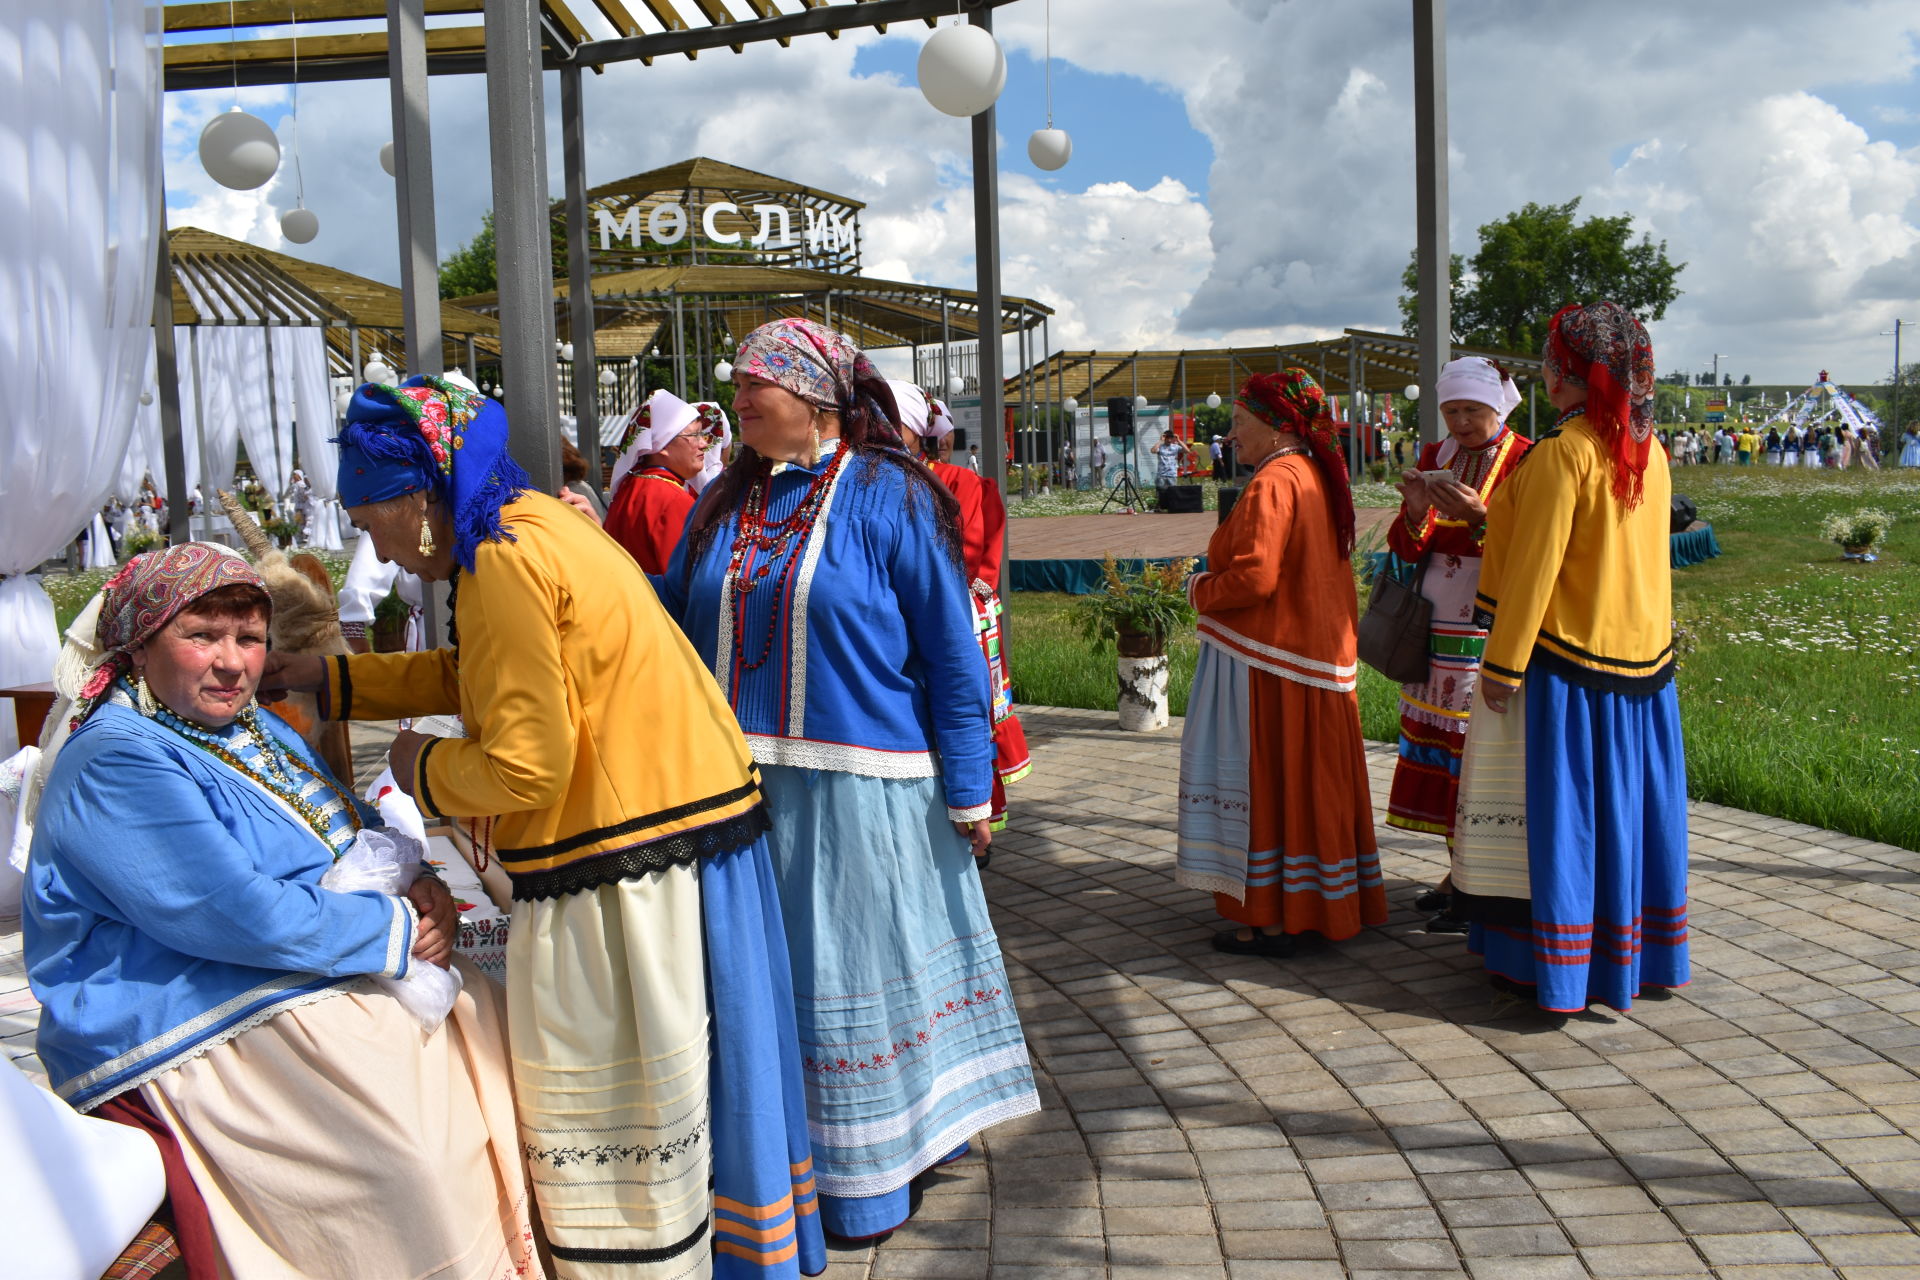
left=1210, top=928, right=1294, bottom=957
left=1414, top=888, right=1451, bottom=912
left=1425, top=910, right=1468, bottom=935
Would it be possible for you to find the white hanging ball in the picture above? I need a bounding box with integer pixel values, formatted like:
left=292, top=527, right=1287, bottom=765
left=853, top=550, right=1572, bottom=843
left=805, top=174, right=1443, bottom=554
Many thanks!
left=599, top=367, right=618, bottom=387
left=1134, top=394, right=1149, bottom=410
left=1404, top=384, right=1421, bottom=401
left=947, top=375, right=966, bottom=397
left=280, top=206, right=319, bottom=244
left=1206, top=392, right=1223, bottom=409
left=715, top=360, right=735, bottom=383
left=561, top=342, right=575, bottom=362
left=364, top=360, right=393, bottom=383
left=380, top=141, right=396, bottom=176
left=1064, top=397, right=1078, bottom=413
left=335, top=389, right=353, bottom=416
left=491, top=386, right=503, bottom=399
left=199, top=108, right=281, bottom=191
left=917, top=23, right=1007, bottom=118
left=1028, top=128, right=1073, bottom=171
left=138, top=390, right=154, bottom=406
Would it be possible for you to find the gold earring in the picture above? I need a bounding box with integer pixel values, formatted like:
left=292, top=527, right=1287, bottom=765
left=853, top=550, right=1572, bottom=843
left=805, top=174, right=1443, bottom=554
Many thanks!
left=136, top=674, right=158, bottom=717
left=808, top=421, right=822, bottom=467
left=418, top=519, right=435, bottom=556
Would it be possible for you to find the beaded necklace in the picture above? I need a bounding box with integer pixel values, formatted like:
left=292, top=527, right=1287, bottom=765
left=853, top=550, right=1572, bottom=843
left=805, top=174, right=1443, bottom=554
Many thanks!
left=726, top=444, right=849, bottom=671
left=133, top=685, right=362, bottom=855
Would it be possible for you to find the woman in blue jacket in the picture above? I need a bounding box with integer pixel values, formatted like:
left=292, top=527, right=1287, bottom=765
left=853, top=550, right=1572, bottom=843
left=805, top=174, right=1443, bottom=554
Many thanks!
left=657, top=318, right=1040, bottom=1243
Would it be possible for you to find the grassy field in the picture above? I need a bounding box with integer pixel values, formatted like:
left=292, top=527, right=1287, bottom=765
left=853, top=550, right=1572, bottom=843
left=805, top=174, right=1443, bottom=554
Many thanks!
left=1008, top=465, right=1920, bottom=850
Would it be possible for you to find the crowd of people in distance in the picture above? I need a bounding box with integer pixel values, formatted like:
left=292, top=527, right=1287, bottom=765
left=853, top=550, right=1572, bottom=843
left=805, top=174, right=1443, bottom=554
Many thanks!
left=20, top=302, right=1710, bottom=1277
left=1661, top=420, right=1899, bottom=469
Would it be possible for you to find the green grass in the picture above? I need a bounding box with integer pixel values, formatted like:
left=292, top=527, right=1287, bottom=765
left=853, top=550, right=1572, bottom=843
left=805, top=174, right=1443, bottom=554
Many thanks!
left=1010, top=465, right=1920, bottom=851
left=1007, top=476, right=1405, bottom=517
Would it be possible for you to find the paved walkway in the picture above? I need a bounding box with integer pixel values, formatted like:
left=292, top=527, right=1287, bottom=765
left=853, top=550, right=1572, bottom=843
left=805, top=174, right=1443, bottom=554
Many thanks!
left=1006, top=509, right=1394, bottom=563
left=7, top=706, right=1920, bottom=1279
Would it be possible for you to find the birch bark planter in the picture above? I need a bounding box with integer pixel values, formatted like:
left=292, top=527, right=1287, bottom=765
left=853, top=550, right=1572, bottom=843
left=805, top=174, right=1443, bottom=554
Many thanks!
left=1116, top=629, right=1171, bottom=732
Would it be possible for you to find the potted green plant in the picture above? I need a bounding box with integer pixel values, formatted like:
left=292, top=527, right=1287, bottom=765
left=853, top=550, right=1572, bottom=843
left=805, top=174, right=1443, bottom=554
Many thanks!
left=370, top=588, right=411, bottom=653
left=262, top=516, right=301, bottom=549
left=1820, top=508, right=1894, bottom=562
left=1073, top=555, right=1198, bottom=731
left=121, top=528, right=161, bottom=558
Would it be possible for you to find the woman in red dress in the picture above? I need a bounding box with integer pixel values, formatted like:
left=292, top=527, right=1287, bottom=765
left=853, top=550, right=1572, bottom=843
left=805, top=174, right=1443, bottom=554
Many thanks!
left=602, top=389, right=716, bottom=574
left=893, top=381, right=1031, bottom=827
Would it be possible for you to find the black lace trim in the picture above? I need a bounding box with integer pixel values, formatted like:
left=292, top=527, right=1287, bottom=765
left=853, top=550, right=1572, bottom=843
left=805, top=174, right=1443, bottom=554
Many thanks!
left=523, top=1116, right=706, bottom=1171
left=508, top=806, right=770, bottom=901
left=1539, top=628, right=1673, bottom=671
left=549, top=1220, right=709, bottom=1266
left=1530, top=644, right=1675, bottom=696
left=415, top=737, right=443, bottom=819
left=333, top=654, right=353, bottom=721
left=495, top=776, right=761, bottom=863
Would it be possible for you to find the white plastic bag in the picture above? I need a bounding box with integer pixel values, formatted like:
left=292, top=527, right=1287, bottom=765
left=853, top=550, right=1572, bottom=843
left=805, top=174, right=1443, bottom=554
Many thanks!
left=322, top=828, right=463, bottom=1031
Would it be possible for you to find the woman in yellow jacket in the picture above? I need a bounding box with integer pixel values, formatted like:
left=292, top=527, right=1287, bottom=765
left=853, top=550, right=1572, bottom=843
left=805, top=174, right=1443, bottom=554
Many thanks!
left=1451, top=303, right=1690, bottom=1016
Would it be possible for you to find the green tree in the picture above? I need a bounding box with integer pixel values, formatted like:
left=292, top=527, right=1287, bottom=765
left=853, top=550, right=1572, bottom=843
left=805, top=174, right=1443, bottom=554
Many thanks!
left=439, top=210, right=497, bottom=299
left=1399, top=198, right=1684, bottom=357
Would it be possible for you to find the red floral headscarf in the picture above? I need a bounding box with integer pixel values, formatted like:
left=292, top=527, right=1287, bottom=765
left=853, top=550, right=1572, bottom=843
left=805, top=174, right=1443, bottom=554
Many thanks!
left=1236, top=368, right=1357, bottom=556
left=1543, top=302, right=1657, bottom=509
left=73, top=543, right=268, bottom=727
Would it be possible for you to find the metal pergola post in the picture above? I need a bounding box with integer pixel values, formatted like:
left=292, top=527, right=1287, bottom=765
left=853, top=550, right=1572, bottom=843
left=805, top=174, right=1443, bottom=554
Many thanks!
left=154, top=207, right=190, bottom=545
left=264, top=326, right=283, bottom=496
left=1348, top=337, right=1363, bottom=478
left=484, top=0, right=561, bottom=493
left=969, top=5, right=1008, bottom=512
left=939, top=294, right=952, bottom=396
left=1413, top=0, right=1451, bottom=445
left=672, top=294, right=687, bottom=399
left=561, top=63, right=600, bottom=500
left=388, top=0, right=441, bottom=376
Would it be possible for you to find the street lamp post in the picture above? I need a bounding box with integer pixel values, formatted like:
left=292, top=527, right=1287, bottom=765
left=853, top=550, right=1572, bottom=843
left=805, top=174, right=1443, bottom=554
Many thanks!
left=1881, top=320, right=1911, bottom=434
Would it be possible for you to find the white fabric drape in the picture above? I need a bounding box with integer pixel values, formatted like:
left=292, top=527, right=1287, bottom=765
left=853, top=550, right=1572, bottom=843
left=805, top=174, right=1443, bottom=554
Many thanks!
left=192, top=328, right=242, bottom=494
left=0, top=0, right=163, bottom=748
left=121, top=325, right=205, bottom=503
left=228, top=328, right=290, bottom=497
left=278, top=327, right=337, bottom=499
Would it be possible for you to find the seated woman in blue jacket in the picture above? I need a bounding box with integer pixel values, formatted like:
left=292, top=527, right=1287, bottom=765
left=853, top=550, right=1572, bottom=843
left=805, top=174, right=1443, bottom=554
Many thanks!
left=24, top=543, right=540, bottom=1280
left=655, top=318, right=1040, bottom=1244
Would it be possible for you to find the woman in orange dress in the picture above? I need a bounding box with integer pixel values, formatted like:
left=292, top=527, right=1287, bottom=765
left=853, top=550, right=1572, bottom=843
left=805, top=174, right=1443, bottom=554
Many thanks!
left=894, top=381, right=1031, bottom=827
left=1175, top=369, right=1386, bottom=956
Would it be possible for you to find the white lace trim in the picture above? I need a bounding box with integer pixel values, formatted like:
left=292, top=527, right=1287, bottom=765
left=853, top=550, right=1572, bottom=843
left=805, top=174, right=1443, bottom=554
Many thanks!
left=745, top=735, right=938, bottom=778
left=66, top=978, right=368, bottom=1112
left=787, top=444, right=851, bottom=737
left=1198, top=619, right=1357, bottom=678
left=949, top=802, right=992, bottom=824
left=813, top=1086, right=1041, bottom=1199
left=1198, top=630, right=1357, bottom=694
left=385, top=895, right=416, bottom=979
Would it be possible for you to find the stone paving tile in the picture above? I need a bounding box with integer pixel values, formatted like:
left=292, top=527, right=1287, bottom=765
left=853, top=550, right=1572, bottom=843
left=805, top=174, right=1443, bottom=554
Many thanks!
left=7, top=707, right=1920, bottom=1276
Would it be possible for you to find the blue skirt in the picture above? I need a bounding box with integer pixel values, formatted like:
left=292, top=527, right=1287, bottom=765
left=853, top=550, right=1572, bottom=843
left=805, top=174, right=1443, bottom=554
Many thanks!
left=1469, top=670, right=1691, bottom=1013
left=758, top=765, right=1040, bottom=1239
left=704, top=838, right=828, bottom=1276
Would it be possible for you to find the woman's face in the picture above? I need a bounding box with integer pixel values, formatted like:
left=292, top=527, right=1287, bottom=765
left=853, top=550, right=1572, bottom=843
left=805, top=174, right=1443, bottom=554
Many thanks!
left=133, top=603, right=269, bottom=728
left=348, top=492, right=458, bottom=582
left=733, top=373, right=827, bottom=463
left=652, top=425, right=710, bottom=481
left=1227, top=403, right=1281, bottom=464
left=1440, top=400, right=1502, bottom=447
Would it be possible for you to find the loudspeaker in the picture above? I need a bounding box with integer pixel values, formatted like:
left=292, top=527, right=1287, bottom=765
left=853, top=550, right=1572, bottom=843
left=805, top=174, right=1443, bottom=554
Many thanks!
left=1670, top=493, right=1697, bottom=533
left=1160, top=484, right=1204, bottom=514
left=1107, top=397, right=1136, bottom=438
left=1217, top=485, right=1244, bottom=524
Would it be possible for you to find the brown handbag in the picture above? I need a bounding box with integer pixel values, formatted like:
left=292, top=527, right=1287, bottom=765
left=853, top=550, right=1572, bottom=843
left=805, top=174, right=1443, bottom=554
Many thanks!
left=1357, top=557, right=1432, bottom=684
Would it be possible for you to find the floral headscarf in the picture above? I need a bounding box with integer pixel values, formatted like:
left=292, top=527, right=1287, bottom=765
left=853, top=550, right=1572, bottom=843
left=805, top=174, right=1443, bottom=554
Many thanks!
left=73, top=543, right=268, bottom=727
left=1235, top=368, right=1357, bottom=556
left=334, top=374, right=531, bottom=572
left=731, top=318, right=879, bottom=410
left=1543, top=302, right=1657, bottom=508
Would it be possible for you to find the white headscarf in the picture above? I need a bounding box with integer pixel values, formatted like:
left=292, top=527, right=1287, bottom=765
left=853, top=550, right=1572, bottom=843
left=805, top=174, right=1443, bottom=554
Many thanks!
left=609, top=389, right=701, bottom=496
left=689, top=401, right=732, bottom=494
left=1434, top=357, right=1523, bottom=423
left=887, top=380, right=933, bottom=437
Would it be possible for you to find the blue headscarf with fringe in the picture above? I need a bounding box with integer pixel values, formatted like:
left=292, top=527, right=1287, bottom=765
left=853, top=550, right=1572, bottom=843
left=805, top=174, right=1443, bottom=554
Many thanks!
left=334, top=375, right=531, bottom=572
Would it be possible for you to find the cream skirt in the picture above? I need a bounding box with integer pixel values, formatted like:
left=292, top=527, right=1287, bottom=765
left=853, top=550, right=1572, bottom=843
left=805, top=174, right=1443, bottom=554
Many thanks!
left=142, top=957, right=543, bottom=1280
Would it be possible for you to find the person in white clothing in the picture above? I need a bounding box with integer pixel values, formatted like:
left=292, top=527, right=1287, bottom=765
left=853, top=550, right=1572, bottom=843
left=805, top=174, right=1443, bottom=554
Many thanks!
left=337, top=532, right=425, bottom=655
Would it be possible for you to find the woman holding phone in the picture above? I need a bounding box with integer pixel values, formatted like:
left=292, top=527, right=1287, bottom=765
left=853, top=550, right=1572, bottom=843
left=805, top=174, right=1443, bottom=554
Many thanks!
left=1384, top=358, right=1530, bottom=931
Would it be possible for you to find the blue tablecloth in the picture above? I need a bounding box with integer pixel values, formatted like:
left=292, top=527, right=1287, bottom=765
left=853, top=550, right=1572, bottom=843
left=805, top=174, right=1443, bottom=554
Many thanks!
left=1008, top=556, right=1208, bottom=595
left=1671, top=524, right=1722, bottom=568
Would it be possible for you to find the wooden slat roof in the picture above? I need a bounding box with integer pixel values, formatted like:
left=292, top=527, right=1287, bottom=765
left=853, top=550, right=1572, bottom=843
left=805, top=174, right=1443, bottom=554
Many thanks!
left=586, top=157, right=864, bottom=212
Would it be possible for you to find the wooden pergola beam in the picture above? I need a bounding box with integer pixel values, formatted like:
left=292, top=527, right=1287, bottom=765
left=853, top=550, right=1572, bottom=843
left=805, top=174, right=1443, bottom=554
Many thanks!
left=163, top=0, right=477, bottom=30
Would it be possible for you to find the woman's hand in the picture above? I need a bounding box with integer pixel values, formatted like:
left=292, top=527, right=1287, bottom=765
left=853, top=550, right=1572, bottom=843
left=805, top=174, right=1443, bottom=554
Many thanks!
left=954, top=819, right=992, bottom=860
left=258, top=652, right=326, bottom=704
left=1396, top=470, right=1433, bottom=518
left=1427, top=476, right=1487, bottom=522
left=406, top=876, right=457, bottom=968
left=388, top=728, right=429, bottom=795
left=1480, top=682, right=1513, bottom=715
left=557, top=489, right=601, bottom=524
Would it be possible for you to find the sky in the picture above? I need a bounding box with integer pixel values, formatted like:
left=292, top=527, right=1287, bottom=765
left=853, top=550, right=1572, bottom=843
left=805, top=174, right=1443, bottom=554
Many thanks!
left=163, top=0, right=1920, bottom=388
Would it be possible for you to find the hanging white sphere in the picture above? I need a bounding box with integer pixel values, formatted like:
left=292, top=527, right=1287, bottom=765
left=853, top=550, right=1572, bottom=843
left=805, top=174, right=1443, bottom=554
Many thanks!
left=917, top=23, right=1007, bottom=118
left=1063, top=397, right=1078, bottom=413
left=1404, top=384, right=1421, bottom=401
left=1028, top=128, right=1073, bottom=171
left=364, top=359, right=394, bottom=383
left=947, top=375, right=966, bottom=397
left=491, top=386, right=503, bottom=399
left=199, top=108, right=281, bottom=191
left=379, top=141, right=396, bottom=176
left=560, top=342, right=575, bottom=362
left=1206, top=392, right=1223, bottom=409
left=599, top=367, right=618, bottom=387
left=280, top=206, right=319, bottom=244
left=138, top=390, right=154, bottom=406
left=1134, top=394, right=1149, bottom=410
left=715, top=360, right=735, bottom=383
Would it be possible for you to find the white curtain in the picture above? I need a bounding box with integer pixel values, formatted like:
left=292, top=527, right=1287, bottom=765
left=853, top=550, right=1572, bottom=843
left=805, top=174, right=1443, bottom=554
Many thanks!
left=277, top=327, right=337, bottom=499
left=201, top=327, right=289, bottom=497
left=0, top=0, right=163, bottom=749
left=120, top=325, right=204, bottom=503
left=192, top=328, right=241, bottom=494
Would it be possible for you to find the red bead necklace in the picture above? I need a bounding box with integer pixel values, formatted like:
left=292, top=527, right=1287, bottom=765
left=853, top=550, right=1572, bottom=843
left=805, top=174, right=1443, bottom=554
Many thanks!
left=727, top=447, right=848, bottom=671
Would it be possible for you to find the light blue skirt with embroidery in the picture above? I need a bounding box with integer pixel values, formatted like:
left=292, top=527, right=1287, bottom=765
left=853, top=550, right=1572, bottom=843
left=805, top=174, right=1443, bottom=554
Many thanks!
left=757, top=765, right=1040, bottom=1238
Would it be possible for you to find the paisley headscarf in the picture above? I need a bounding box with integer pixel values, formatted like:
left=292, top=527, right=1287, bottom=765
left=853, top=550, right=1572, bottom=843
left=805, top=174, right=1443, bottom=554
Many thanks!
left=1235, top=368, right=1357, bottom=556
left=732, top=318, right=879, bottom=410
left=73, top=543, right=268, bottom=727
left=1543, top=301, right=1657, bottom=509
left=334, top=374, right=531, bottom=572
